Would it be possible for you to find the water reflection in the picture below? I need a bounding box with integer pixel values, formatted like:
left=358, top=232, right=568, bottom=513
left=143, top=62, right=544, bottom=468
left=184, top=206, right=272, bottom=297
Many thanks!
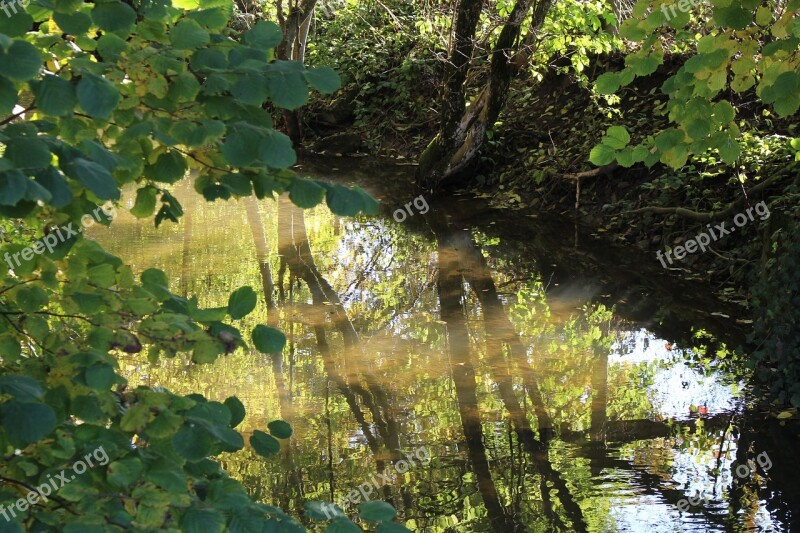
left=95, top=168, right=799, bottom=532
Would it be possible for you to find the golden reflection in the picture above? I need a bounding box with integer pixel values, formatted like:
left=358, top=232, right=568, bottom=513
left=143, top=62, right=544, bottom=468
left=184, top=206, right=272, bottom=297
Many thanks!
left=92, top=180, right=780, bottom=532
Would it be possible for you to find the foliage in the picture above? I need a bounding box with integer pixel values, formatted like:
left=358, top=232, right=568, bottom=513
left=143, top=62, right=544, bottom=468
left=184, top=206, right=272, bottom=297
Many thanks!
left=750, top=207, right=800, bottom=407
left=592, top=0, right=800, bottom=169
left=306, top=0, right=442, bottom=153
left=0, top=0, right=407, bottom=530
left=528, top=0, right=620, bottom=82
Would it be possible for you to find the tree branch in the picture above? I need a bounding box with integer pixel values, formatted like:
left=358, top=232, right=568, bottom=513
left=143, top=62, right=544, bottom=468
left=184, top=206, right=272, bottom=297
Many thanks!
left=0, top=475, right=78, bottom=515
left=625, top=172, right=788, bottom=222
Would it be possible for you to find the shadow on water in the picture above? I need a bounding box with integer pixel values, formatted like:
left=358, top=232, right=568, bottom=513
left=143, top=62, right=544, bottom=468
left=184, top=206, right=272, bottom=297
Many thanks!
left=99, top=157, right=800, bottom=531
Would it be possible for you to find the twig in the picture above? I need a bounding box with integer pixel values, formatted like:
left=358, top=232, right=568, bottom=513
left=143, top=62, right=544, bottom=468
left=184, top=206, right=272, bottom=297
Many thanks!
left=0, top=106, right=35, bottom=126
left=0, top=475, right=78, bottom=515
left=556, top=162, right=619, bottom=181
left=625, top=172, right=787, bottom=221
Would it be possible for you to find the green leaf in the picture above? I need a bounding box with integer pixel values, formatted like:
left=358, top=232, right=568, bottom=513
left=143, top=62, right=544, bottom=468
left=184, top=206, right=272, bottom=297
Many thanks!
left=231, top=73, right=268, bottom=106
left=190, top=306, right=228, bottom=322
left=762, top=72, right=800, bottom=117
left=181, top=508, right=226, bottom=533
left=187, top=7, right=230, bottom=31
left=713, top=100, right=735, bottom=123
left=185, top=120, right=225, bottom=147
left=171, top=19, right=210, bottom=50
left=33, top=74, right=77, bottom=116
left=654, top=128, right=685, bottom=152
left=0, top=376, right=43, bottom=400
left=144, top=152, right=187, bottom=183
left=685, top=118, right=712, bottom=139
left=0, top=40, right=42, bottom=82
left=54, top=11, right=93, bottom=35
left=222, top=125, right=261, bottom=167
left=626, top=52, right=661, bottom=76
left=325, top=184, right=377, bottom=216
left=713, top=132, right=742, bottom=163
left=16, top=286, right=48, bottom=312
left=91, top=0, right=137, bottom=35
left=589, top=144, right=615, bottom=166
left=660, top=145, right=689, bottom=168
left=97, top=33, right=128, bottom=62
left=23, top=178, right=52, bottom=204
left=359, top=501, right=397, bottom=522
left=603, top=126, right=631, bottom=149
left=250, top=429, right=280, bottom=458
left=62, top=158, right=121, bottom=200
left=4, top=137, right=52, bottom=169
left=0, top=170, right=28, bottom=205
left=619, top=18, right=647, bottom=40
left=253, top=174, right=277, bottom=199
left=594, top=72, right=620, bottom=95
left=0, top=8, right=33, bottom=37
left=267, top=420, right=292, bottom=439
left=131, top=186, right=158, bottom=218
left=219, top=173, right=252, bottom=196
left=243, top=21, right=282, bottom=49
left=0, top=336, right=22, bottom=363
left=84, top=363, right=116, bottom=390
left=0, top=401, right=56, bottom=447
left=190, top=48, right=228, bottom=71
left=172, top=424, right=214, bottom=461
left=141, top=268, right=171, bottom=301
left=289, top=178, right=326, bottom=208
left=304, top=67, right=341, bottom=94
left=327, top=518, right=362, bottom=533
left=192, top=341, right=223, bottom=365
left=714, top=5, right=751, bottom=29
left=223, top=396, right=245, bottom=427
left=77, top=73, right=121, bottom=120
left=36, top=167, right=73, bottom=208
left=0, top=75, right=17, bottom=115
left=259, top=131, right=296, bottom=169
left=265, top=63, right=308, bottom=110
left=615, top=148, right=635, bottom=168
left=755, top=5, right=771, bottom=25
left=251, top=324, right=286, bottom=354
left=306, top=501, right=345, bottom=520
left=146, top=458, right=187, bottom=491
left=107, top=458, right=144, bottom=489
left=228, top=286, right=257, bottom=319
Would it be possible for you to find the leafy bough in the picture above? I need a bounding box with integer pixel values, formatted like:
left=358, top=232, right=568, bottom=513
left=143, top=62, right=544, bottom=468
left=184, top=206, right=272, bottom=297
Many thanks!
left=0, top=0, right=407, bottom=529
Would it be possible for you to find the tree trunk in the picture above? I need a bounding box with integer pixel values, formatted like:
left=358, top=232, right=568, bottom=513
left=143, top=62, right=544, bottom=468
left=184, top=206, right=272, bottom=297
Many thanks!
left=417, top=0, right=553, bottom=191
left=276, top=0, right=318, bottom=144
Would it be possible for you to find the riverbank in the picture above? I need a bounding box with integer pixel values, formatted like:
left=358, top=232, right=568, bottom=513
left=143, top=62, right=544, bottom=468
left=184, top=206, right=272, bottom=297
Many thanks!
left=304, top=52, right=799, bottom=304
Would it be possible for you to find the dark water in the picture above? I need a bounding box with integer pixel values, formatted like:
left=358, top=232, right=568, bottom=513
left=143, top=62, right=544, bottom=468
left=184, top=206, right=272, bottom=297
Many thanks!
left=94, top=157, right=799, bottom=532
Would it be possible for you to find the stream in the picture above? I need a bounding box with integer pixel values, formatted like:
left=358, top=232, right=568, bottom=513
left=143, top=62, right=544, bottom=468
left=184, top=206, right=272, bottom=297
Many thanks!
left=93, top=157, right=799, bottom=532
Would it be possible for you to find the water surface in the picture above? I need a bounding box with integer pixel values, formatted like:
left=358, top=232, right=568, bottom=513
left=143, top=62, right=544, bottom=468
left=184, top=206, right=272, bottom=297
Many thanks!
left=94, top=158, right=799, bottom=532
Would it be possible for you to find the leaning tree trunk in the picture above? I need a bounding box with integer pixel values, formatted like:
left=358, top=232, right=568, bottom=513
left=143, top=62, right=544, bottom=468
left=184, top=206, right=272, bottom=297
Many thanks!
left=417, top=0, right=553, bottom=191
left=276, top=0, right=317, bottom=144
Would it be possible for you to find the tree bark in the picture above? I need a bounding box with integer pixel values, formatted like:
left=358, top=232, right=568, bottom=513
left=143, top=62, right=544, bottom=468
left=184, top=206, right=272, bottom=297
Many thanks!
left=276, top=0, right=318, bottom=144
left=417, top=0, right=553, bottom=191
